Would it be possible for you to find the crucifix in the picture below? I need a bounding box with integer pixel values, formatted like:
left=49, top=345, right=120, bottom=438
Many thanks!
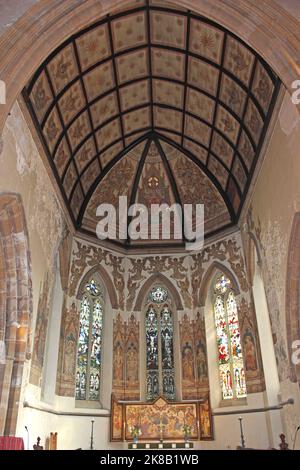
left=158, top=412, right=166, bottom=443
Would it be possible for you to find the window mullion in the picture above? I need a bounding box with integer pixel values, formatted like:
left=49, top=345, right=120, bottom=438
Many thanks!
left=87, top=296, right=93, bottom=401
left=225, top=293, right=235, bottom=400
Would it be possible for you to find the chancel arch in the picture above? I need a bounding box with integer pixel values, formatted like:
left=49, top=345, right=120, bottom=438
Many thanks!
left=0, top=193, right=32, bottom=435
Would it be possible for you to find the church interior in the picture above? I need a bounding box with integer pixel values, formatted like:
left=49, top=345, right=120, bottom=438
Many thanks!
left=1, top=0, right=300, bottom=451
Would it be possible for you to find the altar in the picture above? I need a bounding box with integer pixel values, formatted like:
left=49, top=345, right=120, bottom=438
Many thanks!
left=128, top=442, right=194, bottom=449
left=110, top=395, right=213, bottom=442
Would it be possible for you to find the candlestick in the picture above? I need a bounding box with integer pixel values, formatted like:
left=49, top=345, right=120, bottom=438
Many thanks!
left=90, top=418, right=95, bottom=450
left=238, top=416, right=245, bottom=449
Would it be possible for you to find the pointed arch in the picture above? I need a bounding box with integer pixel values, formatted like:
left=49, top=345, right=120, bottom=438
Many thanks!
left=134, top=273, right=183, bottom=311
left=199, top=262, right=240, bottom=307
left=76, top=264, right=118, bottom=309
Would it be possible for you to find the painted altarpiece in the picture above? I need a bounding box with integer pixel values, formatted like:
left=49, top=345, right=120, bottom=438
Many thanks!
left=110, top=395, right=213, bottom=442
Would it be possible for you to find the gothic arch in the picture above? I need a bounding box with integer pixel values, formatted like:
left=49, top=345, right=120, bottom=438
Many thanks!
left=134, top=273, right=184, bottom=312
left=0, top=0, right=300, bottom=134
left=286, top=212, right=300, bottom=383
left=199, top=261, right=240, bottom=307
left=76, top=264, right=118, bottom=309
left=0, top=192, right=32, bottom=435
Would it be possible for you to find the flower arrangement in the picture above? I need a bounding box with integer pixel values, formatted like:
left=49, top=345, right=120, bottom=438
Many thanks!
left=182, top=424, right=192, bottom=441
left=129, top=424, right=142, bottom=442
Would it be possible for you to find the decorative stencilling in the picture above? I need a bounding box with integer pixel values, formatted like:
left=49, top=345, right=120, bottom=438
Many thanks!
left=23, top=0, right=280, bottom=247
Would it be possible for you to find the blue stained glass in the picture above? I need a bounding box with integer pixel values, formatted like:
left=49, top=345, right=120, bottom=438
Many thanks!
left=86, top=279, right=101, bottom=297
left=149, top=286, right=168, bottom=304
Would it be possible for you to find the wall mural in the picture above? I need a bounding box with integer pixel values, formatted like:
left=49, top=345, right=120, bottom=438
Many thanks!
left=243, top=205, right=288, bottom=382
left=112, top=313, right=140, bottom=400
left=56, top=301, right=79, bottom=396
left=59, top=231, right=265, bottom=399
left=30, top=270, right=54, bottom=386
left=180, top=313, right=209, bottom=400
left=237, top=298, right=265, bottom=393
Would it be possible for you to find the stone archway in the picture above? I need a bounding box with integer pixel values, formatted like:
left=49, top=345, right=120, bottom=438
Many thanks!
left=0, top=0, right=300, bottom=135
left=0, top=193, right=32, bottom=435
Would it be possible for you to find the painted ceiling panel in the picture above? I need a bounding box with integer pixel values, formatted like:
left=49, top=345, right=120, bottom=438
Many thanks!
left=23, top=0, right=280, bottom=248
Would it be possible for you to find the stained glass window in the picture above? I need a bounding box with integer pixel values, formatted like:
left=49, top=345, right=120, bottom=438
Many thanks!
left=76, top=278, right=104, bottom=401
left=213, top=275, right=247, bottom=401
left=149, top=286, right=168, bottom=304
left=145, top=286, right=175, bottom=401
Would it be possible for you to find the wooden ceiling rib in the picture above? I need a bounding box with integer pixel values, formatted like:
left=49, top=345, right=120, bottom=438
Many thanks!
left=23, top=0, right=281, bottom=248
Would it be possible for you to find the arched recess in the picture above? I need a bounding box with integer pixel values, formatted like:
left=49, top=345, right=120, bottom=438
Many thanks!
left=0, top=193, right=32, bottom=436
left=199, top=261, right=240, bottom=308
left=0, top=0, right=300, bottom=135
left=76, top=265, right=118, bottom=309
left=134, top=273, right=184, bottom=312
left=286, top=212, right=300, bottom=383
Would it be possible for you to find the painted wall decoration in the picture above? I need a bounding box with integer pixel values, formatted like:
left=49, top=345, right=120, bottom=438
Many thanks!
left=30, top=270, right=54, bottom=386
left=199, top=398, right=213, bottom=440
left=112, top=313, right=125, bottom=399
left=243, top=205, right=288, bottom=383
left=125, top=314, right=140, bottom=400
left=112, top=313, right=140, bottom=400
left=237, top=298, right=265, bottom=393
left=66, top=231, right=264, bottom=400
left=68, top=241, right=124, bottom=310
left=194, top=312, right=210, bottom=397
left=56, top=301, right=79, bottom=396
left=111, top=395, right=124, bottom=442
left=180, top=314, right=197, bottom=399
left=179, top=312, right=209, bottom=400
left=111, top=395, right=213, bottom=442
left=69, top=233, right=248, bottom=316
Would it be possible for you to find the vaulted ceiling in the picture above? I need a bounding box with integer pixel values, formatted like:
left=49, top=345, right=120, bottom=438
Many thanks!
left=23, top=0, right=280, bottom=248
